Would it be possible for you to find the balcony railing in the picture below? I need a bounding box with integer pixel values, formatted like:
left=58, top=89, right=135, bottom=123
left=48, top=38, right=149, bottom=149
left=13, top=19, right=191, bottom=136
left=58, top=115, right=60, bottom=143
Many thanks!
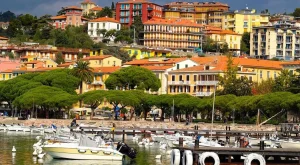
left=92, top=80, right=103, bottom=85
left=196, top=92, right=213, bottom=97
left=196, top=81, right=218, bottom=85
left=168, top=81, right=190, bottom=85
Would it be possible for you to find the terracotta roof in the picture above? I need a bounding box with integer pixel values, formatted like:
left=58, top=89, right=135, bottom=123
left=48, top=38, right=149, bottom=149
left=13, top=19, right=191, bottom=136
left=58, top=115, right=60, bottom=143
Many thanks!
left=125, top=58, right=187, bottom=65
left=81, top=0, right=95, bottom=4
left=2, top=69, right=13, bottom=73
left=51, top=15, right=67, bottom=20
left=64, top=6, right=82, bottom=10
left=144, top=18, right=204, bottom=27
left=141, top=65, right=172, bottom=71
left=165, top=1, right=229, bottom=7
left=0, top=36, right=8, bottom=40
left=89, top=17, right=119, bottom=23
left=20, top=55, right=35, bottom=59
left=191, top=56, right=284, bottom=70
left=92, top=66, right=120, bottom=73
left=90, top=6, right=103, bottom=11
left=281, top=61, right=300, bottom=65
left=81, top=17, right=89, bottom=21
left=205, top=26, right=240, bottom=35
left=24, top=60, right=42, bottom=64
left=82, top=55, right=112, bottom=61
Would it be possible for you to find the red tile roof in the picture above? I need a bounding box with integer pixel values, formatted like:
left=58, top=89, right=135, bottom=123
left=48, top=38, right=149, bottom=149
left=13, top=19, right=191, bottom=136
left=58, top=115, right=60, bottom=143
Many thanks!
left=57, top=62, right=74, bottom=68
left=24, top=60, right=43, bottom=64
left=92, top=66, right=120, bottom=73
left=51, top=15, right=67, bottom=20
left=90, top=6, right=103, bottom=11
left=64, top=6, right=83, bottom=10
left=89, top=17, right=119, bottom=23
left=144, top=18, right=204, bottom=27
left=0, top=36, right=8, bottom=40
left=82, top=55, right=112, bottom=61
left=125, top=58, right=187, bottom=65
left=141, top=65, right=172, bottom=71
left=81, top=0, right=95, bottom=4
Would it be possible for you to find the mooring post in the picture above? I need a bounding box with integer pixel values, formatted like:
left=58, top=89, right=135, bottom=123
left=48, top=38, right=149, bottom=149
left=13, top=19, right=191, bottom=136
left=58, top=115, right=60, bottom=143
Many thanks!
left=122, top=130, right=125, bottom=142
left=112, top=123, right=115, bottom=141
left=193, top=153, right=199, bottom=165
left=260, top=140, right=264, bottom=150
left=194, top=139, right=199, bottom=149
left=133, top=130, right=135, bottom=137
left=179, top=137, right=183, bottom=148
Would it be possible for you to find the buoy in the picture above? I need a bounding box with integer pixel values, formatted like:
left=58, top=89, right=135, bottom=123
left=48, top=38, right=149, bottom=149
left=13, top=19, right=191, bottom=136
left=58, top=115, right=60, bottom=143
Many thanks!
left=171, top=149, right=180, bottom=165
left=12, top=146, right=16, bottom=152
left=199, top=152, right=220, bottom=165
left=244, top=153, right=266, bottom=165
left=33, top=149, right=37, bottom=156
left=155, top=155, right=162, bottom=159
left=182, top=150, right=193, bottom=165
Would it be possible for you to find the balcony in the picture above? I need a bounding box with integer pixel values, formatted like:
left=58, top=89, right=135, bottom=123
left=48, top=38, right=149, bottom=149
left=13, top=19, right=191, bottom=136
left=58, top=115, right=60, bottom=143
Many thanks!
left=196, top=81, right=218, bottom=85
left=92, top=80, right=103, bottom=85
left=196, top=92, right=213, bottom=97
left=168, top=81, right=190, bottom=85
left=147, top=7, right=153, bottom=11
left=120, top=8, right=129, bottom=10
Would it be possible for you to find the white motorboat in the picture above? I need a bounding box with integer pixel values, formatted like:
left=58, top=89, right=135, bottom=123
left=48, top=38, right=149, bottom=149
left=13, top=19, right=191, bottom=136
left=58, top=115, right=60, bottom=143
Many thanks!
left=7, top=124, right=31, bottom=132
left=279, top=139, right=300, bottom=149
left=43, top=134, right=137, bottom=160
left=0, top=124, right=7, bottom=131
left=151, top=134, right=165, bottom=142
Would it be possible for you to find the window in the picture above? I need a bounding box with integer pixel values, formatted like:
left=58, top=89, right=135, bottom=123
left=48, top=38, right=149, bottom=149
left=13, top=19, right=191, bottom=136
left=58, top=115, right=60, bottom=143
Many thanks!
left=186, top=86, right=190, bottom=92
left=93, top=51, right=95, bottom=55
left=267, top=71, right=270, bottom=78
left=91, top=23, right=93, bottom=28
left=176, top=64, right=179, bottom=69
left=2, top=74, right=5, bottom=80
left=249, top=76, right=252, bottom=82
left=113, top=61, right=116, bottom=66
left=186, top=75, right=190, bottom=81
left=103, top=23, right=105, bottom=27
left=193, top=86, right=196, bottom=92
left=108, top=60, right=110, bottom=64
left=172, top=75, right=175, bottom=81
left=260, top=70, right=262, bottom=79
left=179, top=75, right=183, bottom=81
left=117, top=24, right=120, bottom=30
left=194, top=75, right=197, bottom=81
left=185, top=64, right=188, bottom=68
left=289, top=70, right=294, bottom=75
left=274, top=71, right=276, bottom=78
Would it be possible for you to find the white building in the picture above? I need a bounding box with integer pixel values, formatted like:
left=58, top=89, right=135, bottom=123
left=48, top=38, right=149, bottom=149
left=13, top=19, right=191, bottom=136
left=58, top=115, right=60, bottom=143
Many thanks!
left=88, top=16, right=120, bottom=42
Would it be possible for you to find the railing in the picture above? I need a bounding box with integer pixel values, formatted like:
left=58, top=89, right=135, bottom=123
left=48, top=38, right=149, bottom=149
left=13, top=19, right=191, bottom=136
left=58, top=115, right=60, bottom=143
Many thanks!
left=196, top=92, right=213, bottom=97
left=168, top=81, right=190, bottom=85
left=196, top=81, right=218, bottom=85
left=92, top=80, right=103, bottom=85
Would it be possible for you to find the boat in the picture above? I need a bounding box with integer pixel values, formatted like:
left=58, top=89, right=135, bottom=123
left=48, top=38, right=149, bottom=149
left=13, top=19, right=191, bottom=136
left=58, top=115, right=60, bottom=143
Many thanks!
left=43, top=134, right=137, bottom=160
left=279, top=139, right=300, bottom=149
left=7, top=124, right=31, bottom=132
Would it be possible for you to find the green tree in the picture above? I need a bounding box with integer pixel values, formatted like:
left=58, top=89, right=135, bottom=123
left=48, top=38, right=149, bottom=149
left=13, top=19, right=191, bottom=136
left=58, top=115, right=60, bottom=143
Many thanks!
left=111, top=2, right=115, bottom=10
left=0, top=11, right=16, bottom=22
left=71, top=60, right=94, bottom=107
left=105, top=66, right=161, bottom=91
left=241, top=32, right=250, bottom=54
left=131, top=16, right=143, bottom=44
left=55, top=52, right=65, bottom=64
left=292, top=8, right=300, bottom=17
left=81, top=90, right=107, bottom=119
left=252, top=79, right=275, bottom=95
left=273, top=69, right=295, bottom=92
left=97, top=7, right=113, bottom=18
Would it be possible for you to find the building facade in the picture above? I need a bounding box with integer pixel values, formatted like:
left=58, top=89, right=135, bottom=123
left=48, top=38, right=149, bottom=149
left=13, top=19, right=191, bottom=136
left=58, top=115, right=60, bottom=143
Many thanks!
left=250, top=25, right=300, bottom=60
left=223, top=8, right=269, bottom=34
left=141, top=18, right=204, bottom=51
left=51, top=6, right=89, bottom=29
left=115, top=0, right=163, bottom=26
left=81, top=0, right=96, bottom=15
left=163, top=1, right=229, bottom=28
left=122, top=45, right=172, bottom=59
left=88, top=17, right=120, bottom=42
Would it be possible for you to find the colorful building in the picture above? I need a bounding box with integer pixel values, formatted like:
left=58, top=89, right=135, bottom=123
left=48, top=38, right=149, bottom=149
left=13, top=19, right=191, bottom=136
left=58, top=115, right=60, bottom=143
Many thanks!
left=88, top=17, right=120, bottom=42
left=141, top=18, right=204, bottom=51
left=115, top=0, right=163, bottom=26
left=223, top=8, right=269, bottom=34
left=81, top=55, right=122, bottom=67
left=167, top=56, right=284, bottom=96
left=163, top=1, right=229, bottom=28
left=51, top=6, right=89, bottom=29
left=89, top=6, right=103, bottom=15
left=122, top=45, right=172, bottom=59
left=250, top=25, right=300, bottom=60
left=205, top=26, right=242, bottom=55
left=81, top=0, right=96, bottom=15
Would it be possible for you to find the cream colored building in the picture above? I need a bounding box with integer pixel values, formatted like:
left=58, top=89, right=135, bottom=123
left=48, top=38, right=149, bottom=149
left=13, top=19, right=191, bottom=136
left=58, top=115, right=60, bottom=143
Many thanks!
left=81, top=0, right=96, bottom=15
left=223, top=8, right=269, bottom=34
left=250, top=25, right=300, bottom=60
left=82, top=55, right=122, bottom=67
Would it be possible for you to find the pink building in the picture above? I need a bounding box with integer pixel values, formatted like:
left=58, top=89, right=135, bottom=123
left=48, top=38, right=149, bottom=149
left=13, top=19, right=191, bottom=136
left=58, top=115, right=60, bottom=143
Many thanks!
left=0, top=57, right=20, bottom=72
left=51, top=6, right=89, bottom=29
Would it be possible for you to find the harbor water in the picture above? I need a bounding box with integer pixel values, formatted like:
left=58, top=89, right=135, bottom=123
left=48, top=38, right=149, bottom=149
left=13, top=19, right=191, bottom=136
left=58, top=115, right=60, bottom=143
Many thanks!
left=0, top=132, right=170, bottom=165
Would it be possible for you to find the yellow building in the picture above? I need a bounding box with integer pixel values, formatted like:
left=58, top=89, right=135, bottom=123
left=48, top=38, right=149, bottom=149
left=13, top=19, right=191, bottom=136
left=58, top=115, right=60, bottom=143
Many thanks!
left=223, top=8, right=269, bottom=34
left=163, top=1, right=229, bottom=28
left=89, top=48, right=103, bottom=56
left=142, top=18, right=204, bottom=51
left=81, top=55, right=122, bottom=67
left=205, top=26, right=242, bottom=55
left=122, top=45, right=172, bottom=59
left=81, top=0, right=96, bottom=15
left=167, top=56, right=284, bottom=96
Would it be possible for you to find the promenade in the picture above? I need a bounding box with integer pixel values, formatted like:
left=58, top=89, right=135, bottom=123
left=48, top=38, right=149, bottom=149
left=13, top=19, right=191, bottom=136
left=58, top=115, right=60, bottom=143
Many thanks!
left=0, top=117, right=278, bottom=131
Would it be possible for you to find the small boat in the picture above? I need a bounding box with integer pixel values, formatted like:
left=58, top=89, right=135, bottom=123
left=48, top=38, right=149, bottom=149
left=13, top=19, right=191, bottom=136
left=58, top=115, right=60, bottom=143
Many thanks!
left=43, top=134, right=137, bottom=160
left=279, top=139, right=300, bottom=149
left=7, top=124, right=31, bottom=132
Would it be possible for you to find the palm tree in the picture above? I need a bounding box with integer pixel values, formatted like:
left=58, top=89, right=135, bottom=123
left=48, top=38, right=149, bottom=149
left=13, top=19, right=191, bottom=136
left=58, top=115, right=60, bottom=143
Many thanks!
left=72, top=60, right=94, bottom=107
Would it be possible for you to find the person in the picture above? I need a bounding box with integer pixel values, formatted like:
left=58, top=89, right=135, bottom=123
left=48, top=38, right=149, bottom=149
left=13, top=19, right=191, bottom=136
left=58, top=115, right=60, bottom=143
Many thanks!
left=70, top=118, right=77, bottom=127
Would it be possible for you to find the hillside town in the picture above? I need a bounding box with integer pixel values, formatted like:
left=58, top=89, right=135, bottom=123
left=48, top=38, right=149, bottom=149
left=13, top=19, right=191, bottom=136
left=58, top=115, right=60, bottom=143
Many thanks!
left=2, top=0, right=300, bottom=165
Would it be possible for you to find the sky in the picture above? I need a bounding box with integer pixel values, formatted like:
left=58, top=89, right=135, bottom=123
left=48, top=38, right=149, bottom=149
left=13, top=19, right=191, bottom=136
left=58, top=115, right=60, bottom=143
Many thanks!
left=0, top=0, right=299, bottom=16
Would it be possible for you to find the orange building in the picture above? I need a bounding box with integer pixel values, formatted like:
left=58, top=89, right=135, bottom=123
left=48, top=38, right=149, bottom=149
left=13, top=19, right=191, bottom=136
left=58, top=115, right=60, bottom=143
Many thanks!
left=163, top=1, right=229, bottom=28
left=51, top=6, right=89, bottom=29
